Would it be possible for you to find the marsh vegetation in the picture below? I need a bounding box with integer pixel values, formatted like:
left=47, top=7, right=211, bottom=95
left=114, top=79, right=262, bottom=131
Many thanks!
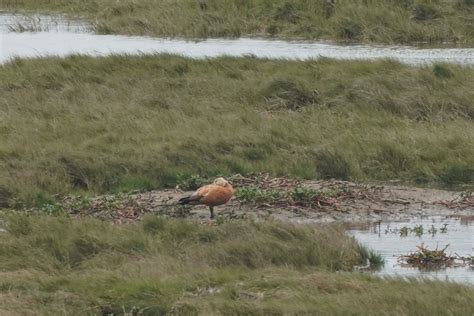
left=1, top=1, right=473, bottom=314
left=2, top=0, right=474, bottom=45
left=0, top=215, right=473, bottom=314
left=1, top=55, right=473, bottom=207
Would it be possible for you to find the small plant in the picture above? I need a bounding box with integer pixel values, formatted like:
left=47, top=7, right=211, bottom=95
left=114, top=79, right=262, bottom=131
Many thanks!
left=368, top=250, right=385, bottom=269
left=356, top=246, right=384, bottom=270
left=39, top=202, right=66, bottom=216
left=413, top=224, right=424, bottom=237
left=428, top=225, right=437, bottom=236
left=235, top=186, right=281, bottom=204
left=385, top=224, right=448, bottom=237
left=400, top=226, right=410, bottom=237
left=440, top=224, right=448, bottom=233
left=69, top=196, right=92, bottom=213
left=289, top=187, right=320, bottom=205
left=177, top=175, right=210, bottom=191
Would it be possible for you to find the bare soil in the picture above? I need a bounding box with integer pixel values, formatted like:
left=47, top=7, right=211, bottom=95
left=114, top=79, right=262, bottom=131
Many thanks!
left=65, top=178, right=474, bottom=224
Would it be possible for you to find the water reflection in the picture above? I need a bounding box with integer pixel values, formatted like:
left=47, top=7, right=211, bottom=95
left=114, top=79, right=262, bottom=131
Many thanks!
left=0, top=12, right=90, bottom=33
left=349, top=216, right=474, bottom=285
left=1, top=13, right=474, bottom=65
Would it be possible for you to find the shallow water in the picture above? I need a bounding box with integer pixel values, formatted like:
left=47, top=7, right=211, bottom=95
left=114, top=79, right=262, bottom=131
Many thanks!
left=1, top=13, right=474, bottom=65
left=0, top=12, right=90, bottom=33
left=349, top=216, right=474, bottom=285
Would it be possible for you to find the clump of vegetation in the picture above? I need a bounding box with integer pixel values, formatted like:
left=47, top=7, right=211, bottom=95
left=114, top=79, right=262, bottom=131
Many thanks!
left=235, top=182, right=374, bottom=212
left=176, top=174, right=211, bottom=191
left=0, top=186, right=13, bottom=208
left=433, top=64, right=454, bottom=79
left=399, top=243, right=473, bottom=270
left=261, top=78, right=318, bottom=111
left=356, top=247, right=385, bottom=270
left=337, top=19, right=363, bottom=40
left=290, top=187, right=321, bottom=204
left=274, top=2, right=300, bottom=24
left=411, top=4, right=441, bottom=21
left=440, top=165, right=474, bottom=185
left=235, top=185, right=282, bottom=204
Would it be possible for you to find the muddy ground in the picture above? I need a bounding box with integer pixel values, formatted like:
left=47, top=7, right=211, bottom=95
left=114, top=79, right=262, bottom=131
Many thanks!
left=60, top=176, right=474, bottom=224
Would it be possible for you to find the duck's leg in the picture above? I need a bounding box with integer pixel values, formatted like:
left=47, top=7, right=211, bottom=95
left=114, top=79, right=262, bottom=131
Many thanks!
left=209, top=206, right=214, bottom=219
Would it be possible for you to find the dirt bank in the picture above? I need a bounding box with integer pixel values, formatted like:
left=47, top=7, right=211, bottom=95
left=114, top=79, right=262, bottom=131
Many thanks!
left=60, top=177, right=474, bottom=224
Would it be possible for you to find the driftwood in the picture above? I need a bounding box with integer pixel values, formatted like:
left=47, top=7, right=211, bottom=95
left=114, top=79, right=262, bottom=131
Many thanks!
left=399, top=243, right=473, bottom=270
left=433, top=192, right=474, bottom=209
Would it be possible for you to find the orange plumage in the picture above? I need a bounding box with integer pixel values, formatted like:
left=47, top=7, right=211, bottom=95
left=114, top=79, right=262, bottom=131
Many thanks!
left=178, top=177, right=234, bottom=218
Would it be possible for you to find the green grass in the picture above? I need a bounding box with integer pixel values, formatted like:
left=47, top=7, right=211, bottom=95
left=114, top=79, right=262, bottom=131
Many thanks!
left=1, top=0, right=474, bottom=45
left=0, top=214, right=473, bottom=315
left=1, top=55, right=473, bottom=206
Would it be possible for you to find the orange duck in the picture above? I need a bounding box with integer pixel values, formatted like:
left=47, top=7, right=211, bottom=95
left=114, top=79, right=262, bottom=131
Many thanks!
left=178, top=177, right=234, bottom=219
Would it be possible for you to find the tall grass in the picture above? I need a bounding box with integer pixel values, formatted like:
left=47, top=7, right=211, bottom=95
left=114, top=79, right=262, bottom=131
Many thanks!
left=0, top=214, right=473, bottom=315
left=0, top=55, right=473, bottom=206
left=1, top=0, right=474, bottom=45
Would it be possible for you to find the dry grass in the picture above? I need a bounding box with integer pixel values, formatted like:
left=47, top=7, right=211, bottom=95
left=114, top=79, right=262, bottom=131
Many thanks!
left=0, top=214, right=472, bottom=315
left=0, top=55, right=473, bottom=206
left=1, top=0, right=474, bottom=45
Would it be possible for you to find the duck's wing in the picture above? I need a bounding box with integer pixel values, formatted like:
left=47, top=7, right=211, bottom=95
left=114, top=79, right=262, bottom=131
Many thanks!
left=178, top=184, right=215, bottom=205
left=201, top=186, right=233, bottom=206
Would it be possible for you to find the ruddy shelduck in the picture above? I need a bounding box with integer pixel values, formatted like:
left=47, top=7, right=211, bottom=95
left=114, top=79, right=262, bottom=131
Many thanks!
left=178, top=177, right=234, bottom=219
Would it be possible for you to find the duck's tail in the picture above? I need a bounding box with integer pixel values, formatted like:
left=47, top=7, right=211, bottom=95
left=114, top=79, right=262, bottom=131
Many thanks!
left=178, top=196, right=193, bottom=205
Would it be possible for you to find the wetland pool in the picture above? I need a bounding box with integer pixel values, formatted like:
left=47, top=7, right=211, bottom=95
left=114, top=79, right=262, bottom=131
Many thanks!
left=1, top=13, right=474, bottom=65
left=349, top=216, right=474, bottom=286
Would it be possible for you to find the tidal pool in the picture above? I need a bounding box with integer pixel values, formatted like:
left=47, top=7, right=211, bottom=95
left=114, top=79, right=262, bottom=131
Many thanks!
left=349, top=216, right=474, bottom=285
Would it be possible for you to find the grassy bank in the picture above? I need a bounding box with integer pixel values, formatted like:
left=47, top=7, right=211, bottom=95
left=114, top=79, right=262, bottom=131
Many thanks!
left=0, top=214, right=472, bottom=315
left=1, top=0, right=474, bottom=45
left=1, top=55, right=473, bottom=206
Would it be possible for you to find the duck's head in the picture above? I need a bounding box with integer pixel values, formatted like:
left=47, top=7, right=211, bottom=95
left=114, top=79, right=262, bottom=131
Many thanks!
left=213, top=177, right=230, bottom=187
